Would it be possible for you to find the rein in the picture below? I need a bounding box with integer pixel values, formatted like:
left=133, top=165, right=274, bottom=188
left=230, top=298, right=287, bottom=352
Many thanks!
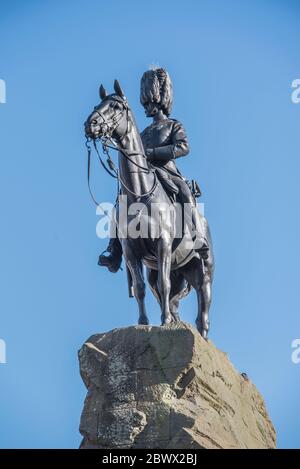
left=85, top=99, right=157, bottom=204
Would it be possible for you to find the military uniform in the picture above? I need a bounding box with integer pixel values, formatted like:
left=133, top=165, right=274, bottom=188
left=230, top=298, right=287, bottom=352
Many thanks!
left=141, top=118, right=189, bottom=170
left=141, top=118, right=197, bottom=207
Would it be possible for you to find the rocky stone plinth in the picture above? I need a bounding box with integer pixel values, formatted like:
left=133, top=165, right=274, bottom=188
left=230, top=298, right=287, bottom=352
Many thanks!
left=78, top=322, right=276, bottom=449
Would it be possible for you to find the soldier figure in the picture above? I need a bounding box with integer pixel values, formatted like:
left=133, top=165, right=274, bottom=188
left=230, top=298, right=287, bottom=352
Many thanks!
left=99, top=68, right=206, bottom=272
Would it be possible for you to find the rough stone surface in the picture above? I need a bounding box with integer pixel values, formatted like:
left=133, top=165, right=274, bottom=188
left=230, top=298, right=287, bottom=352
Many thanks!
left=78, top=322, right=276, bottom=449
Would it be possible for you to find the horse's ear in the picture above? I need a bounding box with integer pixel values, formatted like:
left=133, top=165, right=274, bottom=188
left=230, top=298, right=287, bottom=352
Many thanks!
left=99, top=84, right=107, bottom=100
left=114, top=79, right=125, bottom=98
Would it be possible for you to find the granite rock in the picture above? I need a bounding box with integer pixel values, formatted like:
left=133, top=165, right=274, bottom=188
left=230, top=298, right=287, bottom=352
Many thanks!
left=78, top=322, right=276, bottom=449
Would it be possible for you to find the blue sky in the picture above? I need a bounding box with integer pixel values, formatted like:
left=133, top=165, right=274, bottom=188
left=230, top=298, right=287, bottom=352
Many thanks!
left=0, top=0, right=299, bottom=448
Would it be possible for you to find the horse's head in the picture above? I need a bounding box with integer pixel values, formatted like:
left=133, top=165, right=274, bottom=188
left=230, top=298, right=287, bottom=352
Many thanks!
left=84, top=80, right=129, bottom=141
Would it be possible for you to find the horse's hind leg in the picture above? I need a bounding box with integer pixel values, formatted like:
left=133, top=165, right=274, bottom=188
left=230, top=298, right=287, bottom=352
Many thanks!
left=170, top=298, right=180, bottom=321
left=169, top=272, right=188, bottom=322
left=199, top=219, right=214, bottom=338
left=147, top=268, right=161, bottom=305
left=197, top=260, right=213, bottom=339
left=182, top=257, right=212, bottom=339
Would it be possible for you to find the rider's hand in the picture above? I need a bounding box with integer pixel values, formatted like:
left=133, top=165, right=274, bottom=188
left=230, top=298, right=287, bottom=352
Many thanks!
left=145, top=148, right=154, bottom=161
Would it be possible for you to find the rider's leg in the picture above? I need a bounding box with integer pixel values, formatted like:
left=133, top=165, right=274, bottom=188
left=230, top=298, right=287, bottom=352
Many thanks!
left=172, top=178, right=208, bottom=252
left=98, top=213, right=123, bottom=272
left=98, top=236, right=123, bottom=272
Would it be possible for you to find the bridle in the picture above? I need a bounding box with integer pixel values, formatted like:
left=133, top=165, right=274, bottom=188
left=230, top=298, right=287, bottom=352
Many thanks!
left=92, top=99, right=127, bottom=141
left=85, top=96, right=157, bottom=203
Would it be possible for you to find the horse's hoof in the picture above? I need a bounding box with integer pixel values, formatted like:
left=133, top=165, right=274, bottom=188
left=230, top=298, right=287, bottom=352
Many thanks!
left=199, top=328, right=208, bottom=340
left=161, top=315, right=172, bottom=326
left=138, top=316, right=149, bottom=325
left=171, top=312, right=180, bottom=322
left=196, top=321, right=208, bottom=340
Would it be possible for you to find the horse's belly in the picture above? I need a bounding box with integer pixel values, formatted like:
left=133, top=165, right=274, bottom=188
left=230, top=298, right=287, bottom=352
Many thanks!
left=141, top=237, right=199, bottom=271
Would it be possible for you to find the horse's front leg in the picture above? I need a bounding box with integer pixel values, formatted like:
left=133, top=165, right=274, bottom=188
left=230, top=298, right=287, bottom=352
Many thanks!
left=123, top=243, right=149, bottom=325
left=157, top=237, right=172, bottom=325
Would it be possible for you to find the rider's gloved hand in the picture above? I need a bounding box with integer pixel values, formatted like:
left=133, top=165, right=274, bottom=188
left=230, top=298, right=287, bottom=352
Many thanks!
left=145, top=148, right=155, bottom=161
left=145, top=146, right=176, bottom=163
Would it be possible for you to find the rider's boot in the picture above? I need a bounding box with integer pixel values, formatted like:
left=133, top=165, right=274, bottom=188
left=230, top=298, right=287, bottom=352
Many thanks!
left=192, top=209, right=209, bottom=258
left=176, top=179, right=209, bottom=257
left=98, top=237, right=123, bottom=273
left=183, top=190, right=209, bottom=257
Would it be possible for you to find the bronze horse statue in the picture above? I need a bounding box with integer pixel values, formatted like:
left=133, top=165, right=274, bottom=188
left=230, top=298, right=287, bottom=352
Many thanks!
left=84, top=80, right=214, bottom=339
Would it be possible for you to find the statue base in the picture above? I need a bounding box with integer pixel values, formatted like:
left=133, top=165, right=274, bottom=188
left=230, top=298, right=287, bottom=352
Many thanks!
left=78, top=322, right=276, bottom=449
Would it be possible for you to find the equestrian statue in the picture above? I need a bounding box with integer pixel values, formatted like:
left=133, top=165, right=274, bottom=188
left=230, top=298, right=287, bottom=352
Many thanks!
left=84, top=68, right=214, bottom=339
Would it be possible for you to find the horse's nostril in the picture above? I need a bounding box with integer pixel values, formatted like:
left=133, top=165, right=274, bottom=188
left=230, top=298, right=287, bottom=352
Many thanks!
left=84, top=124, right=92, bottom=136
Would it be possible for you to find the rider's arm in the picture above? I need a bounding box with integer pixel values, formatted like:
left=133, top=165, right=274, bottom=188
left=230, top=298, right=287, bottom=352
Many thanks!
left=147, top=120, right=189, bottom=162
left=171, top=120, right=190, bottom=158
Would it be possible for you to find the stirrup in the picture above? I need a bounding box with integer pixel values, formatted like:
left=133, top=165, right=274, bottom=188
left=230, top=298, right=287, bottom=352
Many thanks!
left=98, top=249, right=123, bottom=272
left=99, top=248, right=112, bottom=257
